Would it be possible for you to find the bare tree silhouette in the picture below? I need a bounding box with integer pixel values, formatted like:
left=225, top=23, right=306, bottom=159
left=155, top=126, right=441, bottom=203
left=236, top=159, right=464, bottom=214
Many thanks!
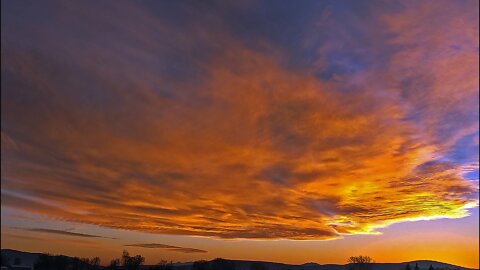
left=121, top=250, right=145, bottom=270
left=347, top=255, right=374, bottom=270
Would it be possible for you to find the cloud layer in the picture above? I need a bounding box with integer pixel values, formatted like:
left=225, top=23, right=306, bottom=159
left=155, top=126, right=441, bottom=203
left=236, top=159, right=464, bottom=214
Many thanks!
left=1, top=0, right=478, bottom=240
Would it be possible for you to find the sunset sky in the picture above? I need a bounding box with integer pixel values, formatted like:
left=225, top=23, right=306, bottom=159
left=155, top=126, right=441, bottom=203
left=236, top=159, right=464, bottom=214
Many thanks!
left=1, top=0, right=479, bottom=268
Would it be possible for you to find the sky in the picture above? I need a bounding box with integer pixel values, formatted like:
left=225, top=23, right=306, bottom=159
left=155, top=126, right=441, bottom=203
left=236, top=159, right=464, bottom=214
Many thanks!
left=1, top=0, right=479, bottom=268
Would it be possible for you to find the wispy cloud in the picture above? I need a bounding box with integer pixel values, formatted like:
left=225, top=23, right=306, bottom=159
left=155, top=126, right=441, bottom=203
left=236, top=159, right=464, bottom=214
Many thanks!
left=1, top=0, right=478, bottom=240
left=13, top=227, right=116, bottom=239
left=125, top=243, right=207, bottom=253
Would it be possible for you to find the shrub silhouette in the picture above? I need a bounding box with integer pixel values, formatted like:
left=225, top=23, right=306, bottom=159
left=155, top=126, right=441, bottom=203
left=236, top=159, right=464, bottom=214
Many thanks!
left=192, top=260, right=209, bottom=270
left=106, top=258, right=120, bottom=270
left=148, top=259, right=174, bottom=270
left=34, top=254, right=96, bottom=270
left=406, top=264, right=412, bottom=270
left=347, top=255, right=374, bottom=270
left=121, top=250, right=145, bottom=270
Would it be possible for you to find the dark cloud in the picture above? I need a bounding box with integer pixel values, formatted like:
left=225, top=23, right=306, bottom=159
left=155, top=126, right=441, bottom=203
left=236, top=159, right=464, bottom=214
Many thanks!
left=12, top=227, right=115, bottom=239
left=124, top=243, right=207, bottom=253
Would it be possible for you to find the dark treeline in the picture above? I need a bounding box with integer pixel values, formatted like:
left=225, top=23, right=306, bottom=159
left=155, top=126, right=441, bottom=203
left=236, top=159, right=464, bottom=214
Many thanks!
left=0, top=252, right=465, bottom=270
left=1, top=251, right=256, bottom=270
left=0, top=252, right=267, bottom=270
left=2, top=250, right=152, bottom=270
left=404, top=263, right=457, bottom=270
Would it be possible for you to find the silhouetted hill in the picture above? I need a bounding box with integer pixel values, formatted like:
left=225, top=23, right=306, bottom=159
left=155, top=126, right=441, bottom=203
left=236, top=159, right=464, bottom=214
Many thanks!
left=1, top=249, right=41, bottom=269
left=192, top=259, right=477, bottom=270
left=1, top=249, right=477, bottom=270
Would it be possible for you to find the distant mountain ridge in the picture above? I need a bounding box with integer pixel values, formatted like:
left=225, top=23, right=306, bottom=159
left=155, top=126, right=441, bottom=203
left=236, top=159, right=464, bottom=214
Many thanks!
left=1, top=249, right=477, bottom=270
left=217, top=259, right=477, bottom=270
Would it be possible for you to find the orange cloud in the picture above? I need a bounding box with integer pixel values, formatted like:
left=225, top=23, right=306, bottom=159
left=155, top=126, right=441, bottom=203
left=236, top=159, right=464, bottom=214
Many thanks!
left=1, top=0, right=478, bottom=241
